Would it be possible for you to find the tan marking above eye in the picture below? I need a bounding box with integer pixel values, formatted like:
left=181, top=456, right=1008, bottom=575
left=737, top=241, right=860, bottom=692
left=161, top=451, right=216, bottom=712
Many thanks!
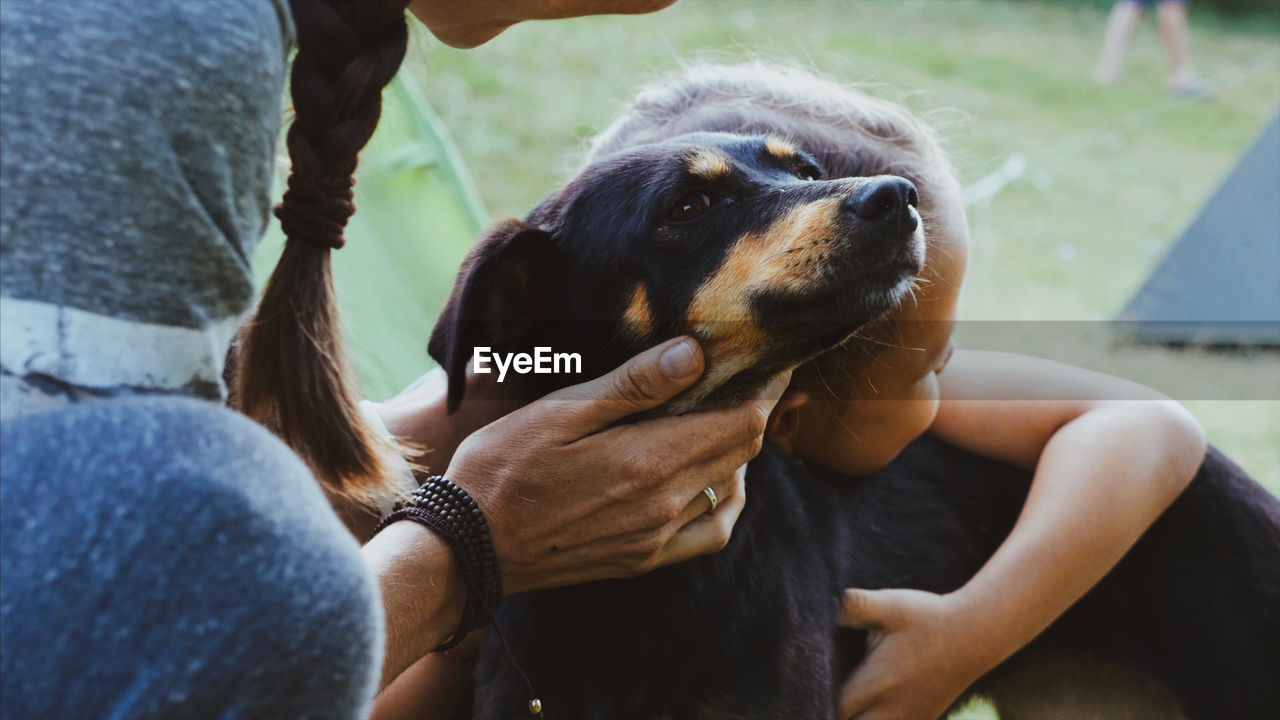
left=764, top=136, right=799, bottom=159
left=687, top=149, right=731, bottom=180
left=624, top=284, right=653, bottom=337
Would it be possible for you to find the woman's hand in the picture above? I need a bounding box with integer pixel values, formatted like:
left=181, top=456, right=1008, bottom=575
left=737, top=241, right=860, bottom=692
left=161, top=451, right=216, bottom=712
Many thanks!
left=447, top=336, right=789, bottom=593
left=837, top=588, right=988, bottom=720
left=368, top=336, right=787, bottom=691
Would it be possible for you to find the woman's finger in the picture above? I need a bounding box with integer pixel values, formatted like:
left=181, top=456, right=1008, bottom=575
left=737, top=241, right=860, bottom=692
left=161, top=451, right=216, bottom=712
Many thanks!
left=653, top=464, right=747, bottom=567
left=611, top=370, right=789, bottom=489
left=666, top=453, right=746, bottom=529
left=547, top=336, right=704, bottom=433
left=668, top=478, right=728, bottom=531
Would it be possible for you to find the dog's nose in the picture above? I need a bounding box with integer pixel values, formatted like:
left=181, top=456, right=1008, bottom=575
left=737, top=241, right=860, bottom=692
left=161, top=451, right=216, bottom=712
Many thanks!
left=845, top=177, right=919, bottom=234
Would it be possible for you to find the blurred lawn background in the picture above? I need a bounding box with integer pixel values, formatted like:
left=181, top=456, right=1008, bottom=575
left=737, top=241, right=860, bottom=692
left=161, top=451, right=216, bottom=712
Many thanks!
left=398, top=0, right=1279, bottom=505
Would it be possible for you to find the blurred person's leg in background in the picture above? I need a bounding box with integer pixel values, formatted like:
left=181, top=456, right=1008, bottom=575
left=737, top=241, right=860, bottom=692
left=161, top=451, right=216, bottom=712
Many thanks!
left=1095, top=0, right=1146, bottom=85
left=1156, top=0, right=1205, bottom=94
left=1096, top=0, right=1206, bottom=95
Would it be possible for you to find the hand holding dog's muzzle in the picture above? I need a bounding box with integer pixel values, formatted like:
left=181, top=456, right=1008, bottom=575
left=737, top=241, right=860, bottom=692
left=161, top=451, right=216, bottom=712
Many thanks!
left=443, top=336, right=789, bottom=595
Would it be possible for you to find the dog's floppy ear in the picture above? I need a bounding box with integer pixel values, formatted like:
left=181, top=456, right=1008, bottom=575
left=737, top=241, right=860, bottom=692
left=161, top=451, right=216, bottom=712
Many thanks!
left=429, top=218, right=567, bottom=413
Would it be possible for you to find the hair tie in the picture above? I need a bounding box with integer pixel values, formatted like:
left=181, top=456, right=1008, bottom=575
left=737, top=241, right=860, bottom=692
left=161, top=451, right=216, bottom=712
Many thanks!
left=275, top=173, right=356, bottom=250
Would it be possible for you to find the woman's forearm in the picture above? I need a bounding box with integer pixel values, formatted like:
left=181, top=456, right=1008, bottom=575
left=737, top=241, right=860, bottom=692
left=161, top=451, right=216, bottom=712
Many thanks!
left=948, top=401, right=1205, bottom=672
left=362, top=521, right=467, bottom=691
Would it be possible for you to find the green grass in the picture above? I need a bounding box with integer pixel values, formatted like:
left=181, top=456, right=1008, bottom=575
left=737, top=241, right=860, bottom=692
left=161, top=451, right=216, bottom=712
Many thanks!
left=408, top=0, right=1279, bottom=496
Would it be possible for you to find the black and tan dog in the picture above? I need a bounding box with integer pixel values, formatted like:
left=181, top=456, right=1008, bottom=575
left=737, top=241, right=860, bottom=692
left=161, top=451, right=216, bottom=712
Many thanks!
left=432, top=132, right=924, bottom=415
left=429, top=133, right=1280, bottom=720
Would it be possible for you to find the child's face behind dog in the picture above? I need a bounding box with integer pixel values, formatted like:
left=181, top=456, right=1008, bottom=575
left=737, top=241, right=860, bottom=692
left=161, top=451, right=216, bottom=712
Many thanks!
left=430, top=133, right=926, bottom=415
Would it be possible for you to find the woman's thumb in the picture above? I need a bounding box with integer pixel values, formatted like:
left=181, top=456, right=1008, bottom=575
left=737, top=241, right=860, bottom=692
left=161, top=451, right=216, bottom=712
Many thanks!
left=839, top=588, right=895, bottom=630
left=555, top=337, right=705, bottom=431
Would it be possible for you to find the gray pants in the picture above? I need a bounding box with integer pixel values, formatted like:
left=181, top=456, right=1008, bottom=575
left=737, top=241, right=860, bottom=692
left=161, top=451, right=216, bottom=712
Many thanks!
left=0, top=397, right=383, bottom=719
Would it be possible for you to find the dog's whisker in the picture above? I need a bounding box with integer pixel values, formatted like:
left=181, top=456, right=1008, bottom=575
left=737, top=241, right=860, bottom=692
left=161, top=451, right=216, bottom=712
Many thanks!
left=812, top=361, right=857, bottom=407
left=847, top=328, right=925, bottom=353
left=809, top=363, right=864, bottom=442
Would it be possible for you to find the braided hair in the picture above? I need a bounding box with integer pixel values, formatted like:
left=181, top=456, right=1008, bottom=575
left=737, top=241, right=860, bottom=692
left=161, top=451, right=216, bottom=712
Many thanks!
left=235, top=0, right=412, bottom=505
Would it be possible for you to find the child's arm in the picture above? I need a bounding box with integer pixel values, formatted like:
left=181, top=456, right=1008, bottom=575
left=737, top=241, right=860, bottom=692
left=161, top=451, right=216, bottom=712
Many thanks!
left=836, top=349, right=1206, bottom=720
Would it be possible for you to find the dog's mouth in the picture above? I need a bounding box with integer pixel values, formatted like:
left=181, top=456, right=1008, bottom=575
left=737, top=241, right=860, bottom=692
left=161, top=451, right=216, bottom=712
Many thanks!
left=670, top=242, right=921, bottom=412
left=753, top=223, right=925, bottom=332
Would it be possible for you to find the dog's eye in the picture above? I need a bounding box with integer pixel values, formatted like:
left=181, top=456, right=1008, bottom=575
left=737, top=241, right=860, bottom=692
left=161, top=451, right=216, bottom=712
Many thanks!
left=668, top=192, right=713, bottom=222
left=796, top=164, right=822, bottom=182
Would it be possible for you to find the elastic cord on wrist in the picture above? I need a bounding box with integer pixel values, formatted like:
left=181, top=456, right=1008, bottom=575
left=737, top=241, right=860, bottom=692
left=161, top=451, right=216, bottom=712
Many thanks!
left=373, top=475, right=502, bottom=650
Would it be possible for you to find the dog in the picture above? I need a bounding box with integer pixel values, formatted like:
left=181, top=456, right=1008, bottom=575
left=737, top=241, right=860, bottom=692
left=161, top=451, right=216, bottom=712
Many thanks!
left=428, top=132, right=1280, bottom=719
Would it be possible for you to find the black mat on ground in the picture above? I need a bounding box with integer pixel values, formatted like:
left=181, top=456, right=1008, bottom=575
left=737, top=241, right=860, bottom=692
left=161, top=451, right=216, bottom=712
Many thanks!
left=1118, top=110, right=1280, bottom=346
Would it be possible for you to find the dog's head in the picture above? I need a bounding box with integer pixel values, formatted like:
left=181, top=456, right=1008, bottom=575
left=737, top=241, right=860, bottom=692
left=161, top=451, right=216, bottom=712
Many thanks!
left=430, top=132, right=925, bottom=414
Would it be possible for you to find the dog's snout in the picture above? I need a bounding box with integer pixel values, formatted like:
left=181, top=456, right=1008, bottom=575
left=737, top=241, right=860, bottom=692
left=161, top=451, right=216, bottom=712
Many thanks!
left=845, top=177, right=919, bottom=234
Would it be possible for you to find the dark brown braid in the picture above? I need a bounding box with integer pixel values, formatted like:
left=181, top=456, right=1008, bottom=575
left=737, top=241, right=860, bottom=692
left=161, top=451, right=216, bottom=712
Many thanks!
left=235, top=0, right=411, bottom=504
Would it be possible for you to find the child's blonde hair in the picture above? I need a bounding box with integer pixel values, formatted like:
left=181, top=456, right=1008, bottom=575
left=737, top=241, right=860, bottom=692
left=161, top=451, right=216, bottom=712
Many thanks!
left=588, top=62, right=959, bottom=218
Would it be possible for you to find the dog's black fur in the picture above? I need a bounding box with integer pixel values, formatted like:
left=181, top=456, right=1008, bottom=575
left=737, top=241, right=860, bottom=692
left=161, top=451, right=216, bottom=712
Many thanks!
left=429, top=134, right=1280, bottom=720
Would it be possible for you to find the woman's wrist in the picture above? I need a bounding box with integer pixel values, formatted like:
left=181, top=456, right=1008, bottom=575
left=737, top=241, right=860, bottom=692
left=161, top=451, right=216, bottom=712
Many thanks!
left=363, top=520, right=468, bottom=690
left=376, top=476, right=503, bottom=648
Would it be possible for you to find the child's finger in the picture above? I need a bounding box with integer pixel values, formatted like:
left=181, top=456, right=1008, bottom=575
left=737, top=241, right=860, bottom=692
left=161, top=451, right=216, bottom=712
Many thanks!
left=839, top=588, right=897, bottom=630
left=838, top=661, right=884, bottom=719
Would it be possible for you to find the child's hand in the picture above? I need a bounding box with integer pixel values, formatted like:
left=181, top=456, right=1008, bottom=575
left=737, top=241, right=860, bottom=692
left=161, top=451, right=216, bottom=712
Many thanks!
left=837, top=588, right=992, bottom=720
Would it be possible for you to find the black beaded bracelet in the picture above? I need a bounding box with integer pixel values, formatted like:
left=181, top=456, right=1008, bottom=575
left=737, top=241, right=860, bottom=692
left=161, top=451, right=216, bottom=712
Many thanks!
left=373, top=475, right=502, bottom=650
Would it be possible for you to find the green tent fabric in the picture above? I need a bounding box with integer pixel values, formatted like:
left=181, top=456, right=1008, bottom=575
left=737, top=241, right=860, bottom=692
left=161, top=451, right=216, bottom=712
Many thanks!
left=253, top=75, right=488, bottom=401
